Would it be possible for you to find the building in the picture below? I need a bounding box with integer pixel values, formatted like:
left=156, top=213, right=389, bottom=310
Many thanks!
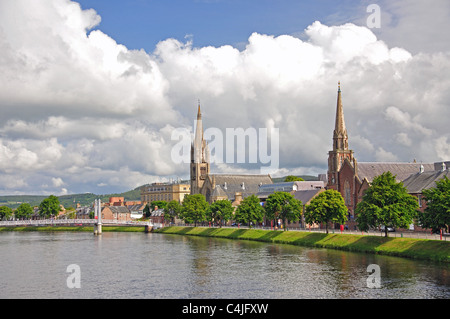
left=101, top=205, right=131, bottom=221
left=326, top=83, right=447, bottom=229
left=402, top=162, right=450, bottom=215
left=256, top=181, right=326, bottom=229
left=140, top=182, right=190, bottom=204
left=189, top=103, right=273, bottom=203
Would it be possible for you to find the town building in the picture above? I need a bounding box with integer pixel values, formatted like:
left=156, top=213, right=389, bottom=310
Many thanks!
left=101, top=205, right=132, bottom=221
left=402, top=162, right=450, bottom=214
left=140, top=182, right=190, bottom=204
left=256, top=181, right=326, bottom=229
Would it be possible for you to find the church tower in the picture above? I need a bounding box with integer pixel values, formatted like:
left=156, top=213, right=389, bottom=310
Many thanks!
left=190, top=102, right=210, bottom=195
left=327, top=82, right=355, bottom=191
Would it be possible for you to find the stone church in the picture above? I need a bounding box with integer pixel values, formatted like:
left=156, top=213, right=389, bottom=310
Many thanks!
left=190, top=103, right=273, bottom=204
left=327, top=83, right=437, bottom=228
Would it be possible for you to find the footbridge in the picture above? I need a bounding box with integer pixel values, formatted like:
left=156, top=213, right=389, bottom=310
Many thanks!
left=0, top=219, right=161, bottom=233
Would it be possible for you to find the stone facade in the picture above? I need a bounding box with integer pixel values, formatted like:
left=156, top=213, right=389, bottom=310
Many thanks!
left=141, top=182, right=190, bottom=204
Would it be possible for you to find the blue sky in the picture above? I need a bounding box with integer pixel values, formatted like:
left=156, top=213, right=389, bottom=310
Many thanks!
left=76, top=0, right=362, bottom=51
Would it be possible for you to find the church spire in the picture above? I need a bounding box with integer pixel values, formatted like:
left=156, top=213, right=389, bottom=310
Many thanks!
left=190, top=101, right=210, bottom=195
left=333, top=81, right=348, bottom=150
left=327, top=82, right=355, bottom=191
left=197, top=99, right=202, bottom=120
left=334, top=82, right=347, bottom=138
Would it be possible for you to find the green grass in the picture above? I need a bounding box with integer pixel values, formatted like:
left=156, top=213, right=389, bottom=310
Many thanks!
left=154, top=226, right=450, bottom=263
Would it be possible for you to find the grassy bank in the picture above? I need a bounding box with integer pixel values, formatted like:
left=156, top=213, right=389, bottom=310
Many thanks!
left=154, top=226, right=450, bottom=263
left=0, top=226, right=145, bottom=232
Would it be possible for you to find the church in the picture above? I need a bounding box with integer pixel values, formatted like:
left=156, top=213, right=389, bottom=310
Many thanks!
left=326, top=82, right=446, bottom=229
left=189, top=103, right=273, bottom=204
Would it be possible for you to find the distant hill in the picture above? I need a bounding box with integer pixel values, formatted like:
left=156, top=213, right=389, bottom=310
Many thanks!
left=0, top=186, right=142, bottom=209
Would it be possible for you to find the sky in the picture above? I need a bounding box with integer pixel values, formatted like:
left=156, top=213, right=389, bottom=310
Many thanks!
left=0, top=0, right=449, bottom=196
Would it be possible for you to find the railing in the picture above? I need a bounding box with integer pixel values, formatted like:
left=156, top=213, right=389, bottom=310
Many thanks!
left=0, top=219, right=152, bottom=227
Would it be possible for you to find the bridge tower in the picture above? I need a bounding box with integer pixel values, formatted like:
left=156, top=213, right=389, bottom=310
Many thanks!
left=94, top=199, right=102, bottom=235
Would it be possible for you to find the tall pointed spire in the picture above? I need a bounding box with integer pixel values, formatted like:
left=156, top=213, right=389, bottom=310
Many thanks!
left=334, top=81, right=347, bottom=139
left=197, top=99, right=202, bottom=120
left=190, top=101, right=210, bottom=195
left=327, top=82, right=355, bottom=191
left=194, top=100, right=204, bottom=163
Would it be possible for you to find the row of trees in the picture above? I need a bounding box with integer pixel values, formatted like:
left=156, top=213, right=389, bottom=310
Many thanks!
left=149, top=172, right=449, bottom=238
left=0, top=195, right=62, bottom=220
left=153, top=190, right=345, bottom=231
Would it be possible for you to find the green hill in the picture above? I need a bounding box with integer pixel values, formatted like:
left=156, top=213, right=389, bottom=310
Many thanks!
left=0, top=187, right=142, bottom=209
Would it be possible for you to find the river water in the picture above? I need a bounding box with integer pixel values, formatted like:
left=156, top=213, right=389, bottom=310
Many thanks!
left=0, top=231, right=449, bottom=299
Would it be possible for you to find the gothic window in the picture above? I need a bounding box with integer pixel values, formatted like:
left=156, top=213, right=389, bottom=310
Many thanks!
left=200, top=166, right=207, bottom=179
left=344, top=180, right=351, bottom=206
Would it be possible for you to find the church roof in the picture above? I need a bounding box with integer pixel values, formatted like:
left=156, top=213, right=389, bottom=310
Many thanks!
left=356, top=162, right=434, bottom=183
left=293, top=189, right=324, bottom=205
left=211, top=184, right=228, bottom=198
left=402, top=169, right=450, bottom=193
left=209, top=174, right=273, bottom=200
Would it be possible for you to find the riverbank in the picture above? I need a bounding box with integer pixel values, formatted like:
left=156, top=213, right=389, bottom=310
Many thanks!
left=154, top=226, right=450, bottom=263
left=0, top=226, right=145, bottom=232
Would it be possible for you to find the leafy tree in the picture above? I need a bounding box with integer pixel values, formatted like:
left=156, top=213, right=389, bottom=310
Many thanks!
left=181, top=194, right=209, bottom=226
left=418, top=176, right=450, bottom=233
left=305, top=189, right=348, bottom=234
left=164, top=200, right=182, bottom=223
left=143, top=204, right=151, bottom=218
left=150, top=200, right=167, bottom=211
left=355, top=172, right=419, bottom=237
left=14, top=203, right=34, bottom=220
left=264, top=191, right=302, bottom=230
left=0, top=206, right=13, bottom=220
left=39, top=195, right=61, bottom=219
left=284, top=175, right=305, bottom=182
left=234, top=195, right=264, bottom=228
left=206, top=200, right=234, bottom=227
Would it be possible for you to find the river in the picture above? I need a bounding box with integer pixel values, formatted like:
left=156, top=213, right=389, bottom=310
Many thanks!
left=0, top=231, right=448, bottom=299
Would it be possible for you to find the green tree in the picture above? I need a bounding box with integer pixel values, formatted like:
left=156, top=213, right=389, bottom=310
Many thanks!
left=39, top=195, right=61, bottom=219
left=264, top=192, right=302, bottom=230
left=150, top=200, right=167, bottom=211
left=355, top=171, right=419, bottom=237
left=418, top=176, right=450, bottom=233
left=305, top=189, right=348, bottom=234
left=14, top=203, right=34, bottom=220
left=284, top=175, right=305, bottom=182
left=0, top=206, right=13, bottom=220
left=234, top=195, right=264, bottom=228
left=143, top=204, right=151, bottom=218
left=164, top=200, right=182, bottom=224
left=206, top=200, right=234, bottom=227
left=181, top=194, right=209, bottom=226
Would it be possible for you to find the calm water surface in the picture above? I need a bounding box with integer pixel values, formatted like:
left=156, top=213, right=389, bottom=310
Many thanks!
left=0, top=231, right=449, bottom=299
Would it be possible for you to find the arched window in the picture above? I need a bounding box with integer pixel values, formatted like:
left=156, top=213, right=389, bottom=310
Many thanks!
left=344, top=180, right=351, bottom=206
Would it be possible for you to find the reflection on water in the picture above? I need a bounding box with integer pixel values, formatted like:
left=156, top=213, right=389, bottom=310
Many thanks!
left=0, top=231, right=448, bottom=298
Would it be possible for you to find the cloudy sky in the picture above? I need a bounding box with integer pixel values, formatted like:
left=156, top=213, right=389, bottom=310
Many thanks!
left=0, top=0, right=449, bottom=196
